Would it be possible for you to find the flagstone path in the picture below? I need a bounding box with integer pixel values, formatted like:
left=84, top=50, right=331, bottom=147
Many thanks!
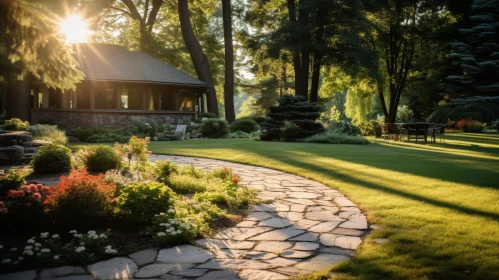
left=0, top=155, right=370, bottom=280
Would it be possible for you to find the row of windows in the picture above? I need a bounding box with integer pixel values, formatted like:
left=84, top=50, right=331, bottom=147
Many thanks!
left=30, top=85, right=196, bottom=112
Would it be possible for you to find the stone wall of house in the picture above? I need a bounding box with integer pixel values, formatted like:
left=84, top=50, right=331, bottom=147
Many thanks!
left=31, top=110, right=194, bottom=129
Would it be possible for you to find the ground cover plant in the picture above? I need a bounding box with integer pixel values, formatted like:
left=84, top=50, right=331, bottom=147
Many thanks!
left=2, top=118, right=29, bottom=131
left=29, top=124, right=67, bottom=145
left=116, top=132, right=499, bottom=280
left=0, top=136, right=255, bottom=273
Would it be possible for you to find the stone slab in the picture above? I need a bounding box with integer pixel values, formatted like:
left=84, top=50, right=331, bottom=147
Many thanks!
left=88, top=258, right=138, bottom=280
left=157, top=245, right=213, bottom=264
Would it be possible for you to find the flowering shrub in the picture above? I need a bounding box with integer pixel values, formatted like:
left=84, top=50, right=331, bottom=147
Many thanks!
left=457, top=118, right=485, bottom=133
left=115, top=182, right=177, bottom=223
left=44, top=169, right=116, bottom=224
left=212, top=167, right=233, bottom=180
left=0, top=168, right=31, bottom=196
left=30, top=144, right=71, bottom=174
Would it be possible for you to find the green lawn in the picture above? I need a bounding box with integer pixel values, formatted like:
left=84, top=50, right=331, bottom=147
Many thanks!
left=72, top=133, right=499, bottom=279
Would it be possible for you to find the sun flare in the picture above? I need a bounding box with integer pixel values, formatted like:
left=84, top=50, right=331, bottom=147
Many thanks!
left=59, top=15, right=88, bottom=43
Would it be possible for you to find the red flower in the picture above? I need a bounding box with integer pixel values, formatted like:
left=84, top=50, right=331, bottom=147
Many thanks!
left=0, top=201, right=4, bottom=206
left=36, top=184, right=43, bottom=191
left=41, top=187, right=50, bottom=195
left=29, top=185, right=37, bottom=192
left=25, top=203, right=32, bottom=208
left=0, top=208, right=7, bottom=214
left=232, top=179, right=238, bottom=183
left=32, top=193, right=42, bottom=200
left=20, top=185, right=29, bottom=192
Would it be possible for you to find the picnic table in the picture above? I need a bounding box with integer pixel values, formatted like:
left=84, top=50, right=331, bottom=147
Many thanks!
left=398, top=123, right=436, bottom=143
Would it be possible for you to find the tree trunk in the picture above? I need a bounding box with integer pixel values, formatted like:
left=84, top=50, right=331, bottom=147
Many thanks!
left=298, top=0, right=309, bottom=99
left=6, top=77, right=30, bottom=121
left=310, top=7, right=325, bottom=103
left=287, top=0, right=301, bottom=97
left=178, top=0, right=219, bottom=116
left=222, top=0, right=235, bottom=122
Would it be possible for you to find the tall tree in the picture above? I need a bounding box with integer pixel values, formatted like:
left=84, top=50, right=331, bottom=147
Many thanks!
left=178, top=0, right=219, bottom=116
left=222, top=0, right=235, bottom=122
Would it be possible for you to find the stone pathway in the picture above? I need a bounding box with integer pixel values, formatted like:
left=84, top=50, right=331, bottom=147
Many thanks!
left=0, top=155, right=370, bottom=280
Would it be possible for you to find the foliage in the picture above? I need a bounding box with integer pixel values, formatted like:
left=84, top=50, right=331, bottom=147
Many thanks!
left=83, top=145, right=122, bottom=173
left=115, top=182, right=177, bottom=223
left=134, top=120, right=165, bottom=138
left=280, top=122, right=302, bottom=142
left=199, top=119, right=230, bottom=138
left=428, top=101, right=499, bottom=123
left=456, top=118, right=485, bottom=132
left=37, top=116, right=56, bottom=125
left=30, top=144, right=71, bottom=174
left=238, top=115, right=266, bottom=124
left=3, top=118, right=29, bottom=131
left=29, top=124, right=67, bottom=145
left=358, top=121, right=382, bottom=137
left=69, top=128, right=111, bottom=142
left=0, top=168, right=31, bottom=197
left=301, top=129, right=370, bottom=145
left=260, top=95, right=324, bottom=141
left=154, top=161, right=179, bottom=183
left=329, top=121, right=361, bottom=136
left=229, top=131, right=250, bottom=138
left=44, top=169, right=116, bottom=224
left=396, top=105, right=415, bottom=123
left=86, top=133, right=130, bottom=143
left=199, top=112, right=217, bottom=119
left=229, top=118, right=258, bottom=133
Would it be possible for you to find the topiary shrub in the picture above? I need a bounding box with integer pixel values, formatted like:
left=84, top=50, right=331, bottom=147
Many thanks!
left=229, top=118, right=258, bottom=133
left=29, top=124, right=67, bottom=145
left=37, top=116, right=57, bottom=125
left=200, top=119, right=229, bottom=138
left=44, top=169, right=116, bottom=224
left=84, top=145, right=122, bottom=173
left=199, top=112, right=217, bottom=119
left=115, top=182, right=177, bottom=223
left=3, top=118, right=29, bottom=131
left=30, top=144, right=71, bottom=174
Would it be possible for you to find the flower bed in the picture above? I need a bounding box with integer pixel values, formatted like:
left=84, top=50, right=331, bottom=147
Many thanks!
left=0, top=136, right=255, bottom=273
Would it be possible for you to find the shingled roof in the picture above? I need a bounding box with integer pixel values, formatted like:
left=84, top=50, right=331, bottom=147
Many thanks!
left=74, top=43, right=207, bottom=87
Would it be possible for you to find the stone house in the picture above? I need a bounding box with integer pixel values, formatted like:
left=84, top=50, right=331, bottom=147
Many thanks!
left=19, top=43, right=209, bottom=128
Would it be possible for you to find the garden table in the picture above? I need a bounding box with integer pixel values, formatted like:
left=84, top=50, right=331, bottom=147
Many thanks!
left=398, top=123, right=436, bottom=143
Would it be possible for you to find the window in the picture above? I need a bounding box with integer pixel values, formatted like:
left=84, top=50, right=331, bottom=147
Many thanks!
left=77, top=84, right=90, bottom=109
left=128, top=87, right=144, bottom=110
left=120, top=86, right=128, bottom=109
left=95, top=86, right=117, bottom=109
left=49, top=88, right=61, bottom=108
left=161, top=90, right=177, bottom=110
left=179, top=91, right=194, bottom=111
left=30, top=87, right=38, bottom=108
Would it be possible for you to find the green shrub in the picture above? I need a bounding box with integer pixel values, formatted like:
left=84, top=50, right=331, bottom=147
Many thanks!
left=84, top=145, right=122, bottom=173
left=134, top=120, right=165, bottom=138
left=30, top=144, right=71, bottom=174
left=330, top=120, right=361, bottom=135
left=37, top=116, right=57, bottom=125
left=3, top=118, right=29, bottom=131
left=199, top=112, right=217, bottom=119
left=86, top=133, right=130, bottom=143
left=428, top=102, right=499, bottom=124
left=29, top=124, right=68, bottom=145
left=165, top=174, right=213, bottom=194
left=281, top=122, right=303, bottom=142
left=0, top=168, right=31, bottom=196
left=200, top=119, right=229, bottom=138
left=230, top=118, right=258, bottom=133
left=301, top=130, right=370, bottom=144
left=115, top=182, right=177, bottom=223
left=155, top=161, right=179, bottom=182
left=69, top=127, right=111, bottom=141
left=229, top=131, right=250, bottom=138
left=358, top=120, right=382, bottom=137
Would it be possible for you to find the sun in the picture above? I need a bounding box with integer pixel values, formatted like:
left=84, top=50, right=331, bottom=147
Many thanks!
left=59, top=15, right=88, bottom=43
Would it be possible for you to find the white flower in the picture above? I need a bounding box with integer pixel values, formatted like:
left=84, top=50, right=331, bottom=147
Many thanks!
left=69, top=230, right=77, bottom=234
left=80, top=242, right=85, bottom=246
left=34, top=247, right=40, bottom=251
left=27, top=239, right=35, bottom=244
left=52, top=234, right=60, bottom=239
left=18, top=257, right=23, bottom=261
left=87, top=231, right=96, bottom=235
left=168, top=209, right=175, bottom=213
left=34, top=243, right=41, bottom=247
left=2, top=259, right=11, bottom=264
left=41, top=248, right=50, bottom=253
left=10, top=248, right=17, bottom=252
left=99, top=234, right=106, bottom=238
left=74, top=234, right=83, bottom=238
left=168, top=198, right=174, bottom=202
left=105, top=245, right=112, bottom=250
left=156, top=232, right=166, bottom=237
left=23, top=250, right=34, bottom=256
left=24, top=246, right=33, bottom=250
left=159, top=212, right=165, bottom=216
left=176, top=230, right=182, bottom=234
left=40, top=232, right=49, bottom=238
left=154, top=214, right=159, bottom=217
left=75, top=246, right=85, bottom=253
left=53, top=255, right=59, bottom=260
left=91, top=235, right=98, bottom=240
left=0, top=245, right=3, bottom=249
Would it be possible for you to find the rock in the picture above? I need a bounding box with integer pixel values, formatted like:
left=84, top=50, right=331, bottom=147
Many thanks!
left=294, top=254, right=350, bottom=271
left=40, top=266, right=86, bottom=277
left=292, top=242, right=319, bottom=251
left=39, top=276, right=93, bottom=280
left=135, top=264, right=193, bottom=278
left=236, top=221, right=257, bottom=227
left=274, top=212, right=303, bottom=222
left=285, top=192, right=320, bottom=199
left=245, top=212, right=275, bottom=221
left=196, top=271, right=240, bottom=280
left=213, top=227, right=273, bottom=241
left=263, top=257, right=300, bottom=267
left=330, top=228, right=364, bottom=236
left=67, top=136, right=80, bottom=142
left=129, top=248, right=158, bottom=266
left=308, top=221, right=341, bottom=233
left=238, top=269, right=288, bottom=280
left=279, top=250, right=314, bottom=259
left=244, top=251, right=279, bottom=260
left=305, top=212, right=344, bottom=222
left=0, top=270, right=37, bottom=280
left=157, top=245, right=213, bottom=264
left=88, top=257, right=138, bottom=280
left=170, top=268, right=207, bottom=277
left=248, top=229, right=304, bottom=241
left=334, top=198, right=356, bottom=207
left=0, top=145, right=24, bottom=162
left=196, top=259, right=277, bottom=270
left=214, top=249, right=247, bottom=259
left=339, top=214, right=368, bottom=230
left=0, top=131, right=32, bottom=145
left=319, top=247, right=356, bottom=257
left=289, top=232, right=319, bottom=242
left=289, top=204, right=307, bottom=212
left=253, top=241, right=293, bottom=253
left=290, top=219, right=320, bottom=230
left=159, top=275, right=186, bottom=280
left=195, top=239, right=255, bottom=250
left=319, top=234, right=362, bottom=250
left=258, top=218, right=292, bottom=228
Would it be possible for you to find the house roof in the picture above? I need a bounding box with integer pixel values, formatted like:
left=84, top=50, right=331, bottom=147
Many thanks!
left=74, top=43, right=207, bottom=87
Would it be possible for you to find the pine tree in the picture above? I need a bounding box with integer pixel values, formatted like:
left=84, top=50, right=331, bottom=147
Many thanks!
left=442, top=0, right=499, bottom=98
left=260, top=94, right=323, bottom=141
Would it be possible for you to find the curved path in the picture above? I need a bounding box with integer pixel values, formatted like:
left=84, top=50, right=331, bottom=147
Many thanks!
left=1, top=156, right=369, bottom=280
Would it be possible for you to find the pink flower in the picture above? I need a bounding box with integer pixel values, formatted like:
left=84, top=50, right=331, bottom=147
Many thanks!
left=0, top=208, right=8, bottom=214
left=36, top=184, right=43, bottom=191
left=32, top=193, right=42, bottom=200
left=41, top=187, right=50, bottom=195
left=29, top=185, right=37, bottom=192
left=20, top=185, right=29, bottom=192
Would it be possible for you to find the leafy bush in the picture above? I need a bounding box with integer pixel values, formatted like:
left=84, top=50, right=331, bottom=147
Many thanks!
left=358, top=120, right=382, bottom=137
left=228, top=131, right=250, bottom=138
left=0, top=168, right=31, bottom=196
left=155, top=161, right=179, bottom=182
left=115, top=182, right=177, bottom=223
left=281, top=122, right=303, bottom=142
left=200, top=119, right=230, bottom=138
left=237, top=115, right=266, bottom=124
left=31, top=144, right=71, bottom=174
left=44, top=169, right=116, bottom=223
left=134, top=120, right=165, bottom=138
left=3, top=118, right=29, bottom=131
left=86, top=133, right=130, bottom=143
left=330, top=120, right=361, bottom=135
left=37, top=116, right=57, bottom=125
left=199, top=112, right=217, bottom=119
left=230, top=118, right=258, bottom=133
left=84, top=145, right=122, bottom=173
left=490, top=119, right=499, bottom=131
left=301, top=130, right=370, bottom=144
left=396, top=105, right=414, bottom=123
left=457, top=118, right=485, bottom=132
left=428, top=102, right=499, bottom=124
left=29, top=124, right=67, bottom=145
left=69, top=128, right=111, bottom=142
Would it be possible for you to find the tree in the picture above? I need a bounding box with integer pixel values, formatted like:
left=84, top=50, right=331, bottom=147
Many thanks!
left=0, top=0, right=84, bottom=119
left=441, top=0, right=499, bottom=99
left=222, top=0, right=235, bottom=122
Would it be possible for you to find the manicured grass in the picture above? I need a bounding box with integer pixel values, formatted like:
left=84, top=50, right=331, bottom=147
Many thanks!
left=71, top=133, right=499, bottom=279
